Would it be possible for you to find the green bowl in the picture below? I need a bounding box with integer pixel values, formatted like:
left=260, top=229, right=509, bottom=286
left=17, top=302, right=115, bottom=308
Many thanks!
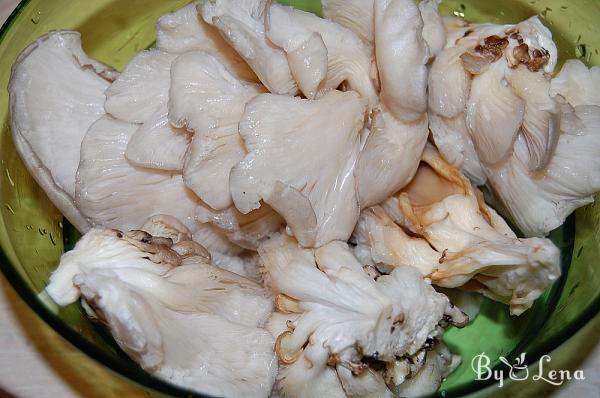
left=0, top=0, right=598, bottom=397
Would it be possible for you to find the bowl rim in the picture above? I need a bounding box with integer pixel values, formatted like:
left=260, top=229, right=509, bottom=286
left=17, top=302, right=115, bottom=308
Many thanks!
left=1, top=1, right=599, bottom=397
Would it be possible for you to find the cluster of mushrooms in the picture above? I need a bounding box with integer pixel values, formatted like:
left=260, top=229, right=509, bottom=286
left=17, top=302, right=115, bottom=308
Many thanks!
left=8, top=0, right=600, bottom=396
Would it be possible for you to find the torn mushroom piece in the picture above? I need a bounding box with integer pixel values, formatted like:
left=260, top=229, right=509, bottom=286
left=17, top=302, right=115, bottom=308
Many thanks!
left=429, top=16, right=558, bottom=173
left=356, top=104, right=428, bottom=208
left=418, top=0, right=445, bottom=60
left=374, top=0, right=429, bottom=122
left=259, top=234, right=467, bottom=397
left=46, top=227, right=276, bottom=397
left=168, top=51, right=265, bottom=211
left=104, top=49, right=176, bottom=124
left=266, top=3, right=378, bottom=107
left=104, top=49, right=192, bottom=172
left=156, top=1, right=257, bottom=82
left=370, top=145, right=561, bottom=315
left=9, top=31, right=118, bottom=232
left=230, top=90, right=365, bottom=248
left=200, top=0, right=298, bottom=95
left=75, top=116, right=200, bottom=232
left=196, top=202, right=283, bottom=251
left=320, top=0, right=375, bottom=45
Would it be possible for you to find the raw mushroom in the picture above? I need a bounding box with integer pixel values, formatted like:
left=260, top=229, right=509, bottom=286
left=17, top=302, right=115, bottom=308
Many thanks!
left=259, top=234, right=468, bottom=397
left=46, top=227, right=277, bottom=397
left=266, top=3, right=378, bottom=107
left=168, top=51, right=265, bottom=210
left=418, top=0, right=445, bottom=60
left=486, top=104, right=600, bottom=237
left=549, top=59, right=600, bottom=107
left=374, top=0, right=429, bottom=122
left=104, top=49, right=193, bottom=172
left=394, top=343, right=461, bottom=397
left=9, top=31, right=118, bottom=232
left=466, top=60, right=525, bottom=166
left=75, top=116, right=237, bottom=257
left=196, top=202, right=284, bottom=251
left=428, top=112, right=486, bottom=186
left=104, top=49, right=176, bottom=124
left=320, top=0, right=375, bottom=45
left=125, top=112, right=192, bottom=171
left=230, top=90, right=366, bottom=248
left=75, top=116, right=200, bottom=232
left=200, top=0, right=298, bottom=95
left=356, top=104, right=428, bottom=207
left=366, top=145, right=561, bottom=314
left=156, top=2, right=258, bottom=82
left=265, top=6, right=328, bottom=99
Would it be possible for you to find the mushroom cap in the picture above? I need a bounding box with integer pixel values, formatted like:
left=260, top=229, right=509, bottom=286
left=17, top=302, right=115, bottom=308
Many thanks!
left=200, top=0, right=298, bottom=95
left=9, top=31, right=117, bottom=232
left=230, top=90, right=365, bottom=247
left=168, top=51, right=265, bottom=210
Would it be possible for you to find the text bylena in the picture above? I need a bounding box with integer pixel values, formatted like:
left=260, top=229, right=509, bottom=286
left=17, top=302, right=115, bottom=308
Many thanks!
left=471, top=352, right=585, bottom=387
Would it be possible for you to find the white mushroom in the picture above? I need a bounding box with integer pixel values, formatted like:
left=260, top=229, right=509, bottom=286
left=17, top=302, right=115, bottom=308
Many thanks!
left=549, top=59, right=600, bottom=107
left=266, top=3, right=378, bottom=106
left=428, top=113, right=486, bottom=185
left=9, top=31, right=118, bottom=232
left=230, top=90, right=366, bottom=247
left=104, top=49, right=177, bottom=124
left=394, top=343, right=461, bottom=397
left=169, top=51, right=265, bottom=210
left=104, top=49, right=197, bottom=173
left=356, top=105, right=428, bottom=207
left=125, top=112, right=191, bottom=171
left=156, top=2, right=257, bottom=82
left=200, top=0, right=298, bottom=95
left=374, top=0, right=429, bottom=122
left=46, top=227, right=276, bottom=397
left=196, top=202, right=284, bottom=251
left=368, top=146, right=561, bottom=314
left=418, top=0, right=445, bottom=59
left=320, top=0, right=375, bottom=44
left=487, top=104, right=600, bottom=237
left=265, top=6, right=327, bottom=99
left=75, top=116, right=200, bottom=232
left=466, top=60, right=525, bottom=166
left=259, top=234, right=467, bottom=396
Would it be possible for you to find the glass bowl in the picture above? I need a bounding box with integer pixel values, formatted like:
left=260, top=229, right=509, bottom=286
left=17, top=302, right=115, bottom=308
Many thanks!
left=0, top=0, right=598, bottom=397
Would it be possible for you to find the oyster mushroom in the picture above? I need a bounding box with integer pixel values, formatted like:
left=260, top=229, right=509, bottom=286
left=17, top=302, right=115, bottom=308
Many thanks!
left=104, top=49, right=177, bottom=124
left=264, top=6, right=328, bottom=99
left=466, top=60, right=525, bottom=166
left=168, top=51, right=265, bottom=210
left=356, top=105, right=428, bottom=207
left=266, top=3, right=378, bottom=106
left=156, top=2, right=257, bottom=82
left=361, top=145, right=562, bottom=314
left=125, top=112, right=192, bottom=171
left=259, top=234, right=467, bottom=397
left=549, top=59, right=600, bottom=107
left=200, top=0, right=298, bottom=95
left=320, top=0, right=375, bottom=45
left=196, top=202, right=284, bottom=251
left=75, top=116, right=200, bottom=232
left=230, top=90, right=366, bottom=248
left=419, top=0, right=445, bottom=59
left=9, top=31, right=118, bottom=232
left=374, top=0, right=429, bottom=122
left=46, top=227, right=276, bottom=397
left=394, top=343, right=461, bottom=397
left=104, top=49, right=193, bottom=172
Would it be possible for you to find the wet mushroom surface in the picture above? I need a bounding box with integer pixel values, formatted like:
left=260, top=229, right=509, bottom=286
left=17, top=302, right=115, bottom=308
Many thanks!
left=7, top=1, right=600, bottom=397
